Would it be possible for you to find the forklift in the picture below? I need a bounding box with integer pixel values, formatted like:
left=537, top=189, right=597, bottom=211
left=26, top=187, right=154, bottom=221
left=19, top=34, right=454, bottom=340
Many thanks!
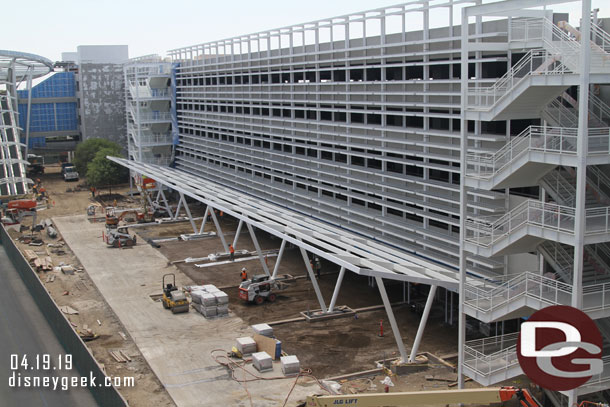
left=161, top=273, right=189, bottom=314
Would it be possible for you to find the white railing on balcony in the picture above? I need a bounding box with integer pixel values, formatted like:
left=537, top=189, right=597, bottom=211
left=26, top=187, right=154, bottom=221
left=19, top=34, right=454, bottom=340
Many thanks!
left=136, top=133, right=173, bottom=146
left=467, top=126, right=576, bottom=179
left=465, top=271, right=572, bottom=312
left=467, top=49, right=570, bottom=109
left=465, top=271, right=610, bottom=317
left=463, top=333, right=520, bottom=379
left=139, top=155, right=172, bottom=166
left=467, top=126, right=610, bottom=180
left=134, top=110, right=172, bottom=122
left=466, top=200, right=610, bottom=248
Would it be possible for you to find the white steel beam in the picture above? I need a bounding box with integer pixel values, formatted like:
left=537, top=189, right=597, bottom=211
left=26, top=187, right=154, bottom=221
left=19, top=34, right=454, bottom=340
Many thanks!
left=298, top=244, right=327, bottom=312
left=173, top=194, right=183, bottom=220
left=409, top=285, right=437, bottom=363
left=375, top=276, right=408, bottom=363
left=199, top=205, right=210, bottom=234
left=271, top=239, right=286, bottom=279
left=328, top=266, right=346, bottom=313
left=232, top=219, right=244, bottom=248
left=246, top=222, right=271, bottom=276
left=210, top=206, right=230, bottom=252
left=179, top=192, right=197, bottom=234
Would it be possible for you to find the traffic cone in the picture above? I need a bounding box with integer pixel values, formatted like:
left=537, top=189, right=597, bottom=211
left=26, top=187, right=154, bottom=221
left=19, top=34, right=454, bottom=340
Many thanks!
left=378, top=320, right=384, bottom=337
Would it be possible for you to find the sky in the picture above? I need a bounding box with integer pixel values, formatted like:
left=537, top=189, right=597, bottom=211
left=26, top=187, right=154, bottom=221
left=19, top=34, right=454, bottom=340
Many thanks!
left=2, top=0, right=609, bottom=62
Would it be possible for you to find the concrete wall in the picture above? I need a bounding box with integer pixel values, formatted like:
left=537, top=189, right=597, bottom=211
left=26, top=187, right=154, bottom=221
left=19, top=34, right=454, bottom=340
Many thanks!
left=78, top=63, right=126, bottom=148
left=76, top=45, right=128, bottom=64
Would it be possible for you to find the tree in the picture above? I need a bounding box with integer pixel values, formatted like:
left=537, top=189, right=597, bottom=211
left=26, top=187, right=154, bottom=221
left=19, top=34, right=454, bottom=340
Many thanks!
left=86, top=148, right=129, bottom=195
left=74, top=138, right=121, bottom=175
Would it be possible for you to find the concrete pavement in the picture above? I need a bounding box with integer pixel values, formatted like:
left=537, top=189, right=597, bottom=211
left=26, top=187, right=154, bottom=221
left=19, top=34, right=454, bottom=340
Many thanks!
left=54, top=215, right=317, bottom=406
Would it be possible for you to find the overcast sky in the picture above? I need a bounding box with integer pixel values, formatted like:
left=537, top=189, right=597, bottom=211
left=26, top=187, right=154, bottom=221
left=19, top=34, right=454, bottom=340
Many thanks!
left=3, top=0, right=609, bottom=62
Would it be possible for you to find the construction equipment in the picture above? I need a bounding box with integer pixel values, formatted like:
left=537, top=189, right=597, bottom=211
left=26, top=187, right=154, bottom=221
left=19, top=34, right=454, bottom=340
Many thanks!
left=61, top=163, right=79, bottom=182
left=238, top=274, right=293, bottom=305
left=1, top=199, right=37, bottom=226
left=302, top=386, right=603, bottom=407
left=161, top=273, right=189, bottom=314
left=103, top=226, right=137, bottom=248
left=105, top=207, right=154, bottom=228
left=26, top=154, right=44, bottom=176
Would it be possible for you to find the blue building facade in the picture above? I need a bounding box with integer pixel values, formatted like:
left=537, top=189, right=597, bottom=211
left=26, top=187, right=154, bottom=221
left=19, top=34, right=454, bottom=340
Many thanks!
left=17, top=72, right=79, bottom=149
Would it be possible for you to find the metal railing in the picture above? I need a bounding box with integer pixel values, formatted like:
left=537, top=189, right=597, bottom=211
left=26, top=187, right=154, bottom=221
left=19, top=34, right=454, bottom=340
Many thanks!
left=538, top=241, right=573, bottom=280
left=466, top=126, right=577, bottom=179
left=540, top=169, right=576, bottom=207
left=467, top=126, right=610, bottom=180
left=592, top=22, right=610, bottom=54
left=136, top=133, right=173, bottom=146
left=587, top=166, right=610, bottom=205
left=465, top=200, right=610, bottom=248
left=543, top=93, right=610, bottom=128
left=464, top=271, right=572, bottom=312
left=465, top=270, right=610, bottom=317
left=463, top=333, right=520, bottom=378
left=467, top=49, right=569, bottom=109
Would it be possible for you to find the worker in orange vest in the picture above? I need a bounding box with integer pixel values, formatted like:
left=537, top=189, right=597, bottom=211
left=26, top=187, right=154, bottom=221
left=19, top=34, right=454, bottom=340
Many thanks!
left=240, top=267, right=248, bottom=281
left=229, top=244, right=235, bottom=261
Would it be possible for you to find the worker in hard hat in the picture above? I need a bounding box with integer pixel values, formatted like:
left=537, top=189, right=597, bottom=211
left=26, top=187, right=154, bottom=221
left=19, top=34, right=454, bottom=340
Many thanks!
left=229, top=244, right=235, bottom=261
left=240, top=267, right=248, bottom=281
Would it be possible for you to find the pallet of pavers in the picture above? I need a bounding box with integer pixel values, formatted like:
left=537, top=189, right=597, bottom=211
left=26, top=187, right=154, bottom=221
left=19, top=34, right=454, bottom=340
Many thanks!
left=190, top=285, right=229, bottom=319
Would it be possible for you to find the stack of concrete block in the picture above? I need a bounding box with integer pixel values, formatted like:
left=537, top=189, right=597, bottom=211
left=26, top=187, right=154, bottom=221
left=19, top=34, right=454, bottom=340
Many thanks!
left=235, top=337, right=257, bottom=355
left=281, top=355, right=300, bottom=375
left=252, top=351, right=273, bottom=372
left=190, top=284, right=230, bottom=319
left=251, top=323, right=273, bottom=337
left=214, top=291, right=229, bottom=316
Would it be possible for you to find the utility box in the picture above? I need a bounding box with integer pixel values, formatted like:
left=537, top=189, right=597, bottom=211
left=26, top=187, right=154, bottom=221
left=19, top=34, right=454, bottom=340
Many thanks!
left=252, top=351, right=273, bottom=372
left=281, top=355, right=300, bottom=375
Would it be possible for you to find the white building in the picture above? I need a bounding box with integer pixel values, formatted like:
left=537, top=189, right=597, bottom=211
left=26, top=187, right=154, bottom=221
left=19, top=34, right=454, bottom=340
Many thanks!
left=117, top=1, right=610, bottom=404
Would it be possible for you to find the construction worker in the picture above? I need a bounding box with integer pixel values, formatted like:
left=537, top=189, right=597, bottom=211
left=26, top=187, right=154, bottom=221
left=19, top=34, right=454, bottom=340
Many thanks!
left=229, top=244, right=235, bottom=261
left=90, top=186, right=96, bottom=198
left=240, top=267, right=248, bottom=281
left=315, top=256, right=322, bottom=279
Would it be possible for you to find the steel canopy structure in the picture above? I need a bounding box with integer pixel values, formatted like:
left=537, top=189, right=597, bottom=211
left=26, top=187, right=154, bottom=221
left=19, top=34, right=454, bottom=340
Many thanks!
left=110, top=156, right=462, bottom=363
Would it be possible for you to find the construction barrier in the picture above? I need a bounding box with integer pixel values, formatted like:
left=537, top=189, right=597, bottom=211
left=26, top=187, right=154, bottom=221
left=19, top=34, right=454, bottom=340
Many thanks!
left=0, top=225, right=128, bottom=407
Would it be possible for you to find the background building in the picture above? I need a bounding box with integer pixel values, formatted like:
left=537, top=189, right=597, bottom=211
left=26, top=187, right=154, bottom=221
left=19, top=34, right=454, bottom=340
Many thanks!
left=123, top=55, right=175, bottom=166
left=16, top=71, right=80, bottom=155
left=62, top=45, right=129, bottom=148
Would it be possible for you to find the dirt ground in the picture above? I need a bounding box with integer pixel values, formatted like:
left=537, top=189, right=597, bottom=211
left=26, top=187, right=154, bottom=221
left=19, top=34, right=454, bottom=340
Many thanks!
left=8, top=165, right=175, bottom=407
left=8, top=165, right=533, bottom=406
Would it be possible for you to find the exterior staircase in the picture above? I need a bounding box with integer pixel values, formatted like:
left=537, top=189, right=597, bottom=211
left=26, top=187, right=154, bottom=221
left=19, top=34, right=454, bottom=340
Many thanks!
left=466, top=18, right=610, bottom=121
left=0, top=91, right=30, bottom=196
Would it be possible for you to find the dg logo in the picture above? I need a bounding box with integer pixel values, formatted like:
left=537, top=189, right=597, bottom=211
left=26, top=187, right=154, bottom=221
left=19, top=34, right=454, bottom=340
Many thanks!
left=517, top=305, right=603, bottom=391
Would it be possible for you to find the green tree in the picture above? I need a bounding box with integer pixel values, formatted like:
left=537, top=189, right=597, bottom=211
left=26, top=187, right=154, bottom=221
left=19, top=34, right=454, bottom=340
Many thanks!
left=73, top=138, right=121, bottom=175
left=86, top=148, right=129, bottom=195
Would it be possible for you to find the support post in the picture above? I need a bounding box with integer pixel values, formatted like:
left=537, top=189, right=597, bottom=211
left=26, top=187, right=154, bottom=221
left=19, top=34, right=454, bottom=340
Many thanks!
left=328, top=266, right=346, bottom=312
left=232, top=219, right=244, bottom=248
left=572, top=0, right=591, bottom=311
left=179, top=192, right=197, bottom=234
left=24, top=69, right=33, bottom=159
left=158, top=189, right=172, bottom=215
left=173, top=195, right=183, bottom=220
left=210, top=207, right=229, bottom=252
left=199, top=206, right=210, bottom=234
left=375, top=276, right=408, bottom=363
left=298, top=245, right=327, bottom=312
left=409, top=285, right=437, bottom=363
left=271, top=239, right=286, bottom=279
left=246, top=223, right=271, bottom=276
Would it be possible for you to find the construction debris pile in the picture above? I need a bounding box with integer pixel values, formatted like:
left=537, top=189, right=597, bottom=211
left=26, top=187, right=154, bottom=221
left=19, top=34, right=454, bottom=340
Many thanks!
left=188, top=284, right=229, bottom=318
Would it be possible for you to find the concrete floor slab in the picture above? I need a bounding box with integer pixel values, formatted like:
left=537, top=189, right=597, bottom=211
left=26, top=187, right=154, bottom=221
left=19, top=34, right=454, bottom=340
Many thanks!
left=54, top=215, right=317, bottom=406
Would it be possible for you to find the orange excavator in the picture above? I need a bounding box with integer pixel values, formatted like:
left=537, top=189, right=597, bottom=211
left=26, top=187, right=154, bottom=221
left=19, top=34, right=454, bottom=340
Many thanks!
left=105, top=207, right=154, bottom=228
